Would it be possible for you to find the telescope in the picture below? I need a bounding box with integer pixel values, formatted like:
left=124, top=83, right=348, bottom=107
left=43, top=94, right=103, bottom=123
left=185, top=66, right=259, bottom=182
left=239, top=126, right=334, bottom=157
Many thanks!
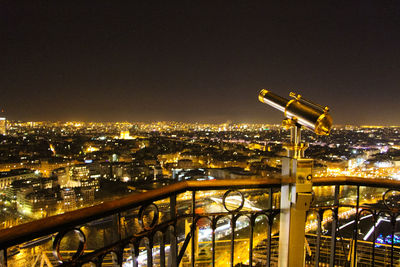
left=259, top=90, right=333, bottom=266
left=258, top=89, right=332, bottom=135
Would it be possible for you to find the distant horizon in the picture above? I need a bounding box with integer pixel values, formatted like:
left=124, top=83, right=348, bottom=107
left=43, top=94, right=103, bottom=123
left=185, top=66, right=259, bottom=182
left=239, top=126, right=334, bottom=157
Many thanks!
left=3, top=119, right=400, bottom=128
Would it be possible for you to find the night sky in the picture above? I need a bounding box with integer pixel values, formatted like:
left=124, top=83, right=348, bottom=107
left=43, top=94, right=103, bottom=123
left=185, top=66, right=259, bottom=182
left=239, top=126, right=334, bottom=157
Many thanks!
left=1, top=1, right=400, bottom=125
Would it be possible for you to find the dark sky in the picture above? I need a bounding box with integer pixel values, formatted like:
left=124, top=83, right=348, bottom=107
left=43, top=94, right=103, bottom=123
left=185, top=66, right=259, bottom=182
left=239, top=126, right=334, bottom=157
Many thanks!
left=1, top=1, right=400, bottom=125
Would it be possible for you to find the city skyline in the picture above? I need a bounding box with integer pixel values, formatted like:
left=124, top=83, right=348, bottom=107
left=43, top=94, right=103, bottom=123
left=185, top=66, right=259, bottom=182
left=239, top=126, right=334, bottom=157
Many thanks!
left=3, top=119, right=400, bottom=128
left=1, top=2, right=400, bottom=124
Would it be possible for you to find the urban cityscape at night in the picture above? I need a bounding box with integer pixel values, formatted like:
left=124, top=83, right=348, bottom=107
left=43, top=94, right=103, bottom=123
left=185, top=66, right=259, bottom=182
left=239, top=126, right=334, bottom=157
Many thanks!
left=2, top=120, right=399, bottom=225
left=1, top=1, right=400, bottom=267
left=0, top=118, right=399, bottom=266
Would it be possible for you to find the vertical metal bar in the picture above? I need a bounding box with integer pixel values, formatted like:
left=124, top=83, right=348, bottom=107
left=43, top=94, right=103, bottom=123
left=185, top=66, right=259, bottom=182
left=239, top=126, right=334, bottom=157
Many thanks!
left=0, top=249, right=7, bottom=267
left=170, top=232, right=178, bottom=267
left=170, top=193, right=177, bottom=267
left=132, top=244, right=139, bottom=267
left=268, top=188, right=273, bottom=209
left=352, top=186, right=360, bottom=267
left=160, top=234, right=165, bottom=267
left=147, top=241, right=153, bottom=267
left=267, top=216, right=273, bottom=267
left=390, top=214, right=395, bottom=267
left=117, top=212, right=122, bottom=241
left=122, top=211, right=128, bottom=238
left=329, top=185, right=339, bottom=267
left=212, top=217, right=216, bottom=267
left=231, top=216, right=235, bottom=267
left=249, top=216, right=254, bottom=266
left=191, top=190, right=196, bottom=267
left=372, top=212, right=376, bottom=265
left=315, top=210, right=323, bottom=267
left=267, top=188, right=273, bottom=267
left=110, top=213, right=120, bottom=243
left=170, top=193, right=177, bottom=220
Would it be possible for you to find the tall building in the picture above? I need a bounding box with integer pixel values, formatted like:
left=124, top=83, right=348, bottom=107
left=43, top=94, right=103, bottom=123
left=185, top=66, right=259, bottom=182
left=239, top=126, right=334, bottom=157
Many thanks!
left=0, top=116, right=6, bottom=135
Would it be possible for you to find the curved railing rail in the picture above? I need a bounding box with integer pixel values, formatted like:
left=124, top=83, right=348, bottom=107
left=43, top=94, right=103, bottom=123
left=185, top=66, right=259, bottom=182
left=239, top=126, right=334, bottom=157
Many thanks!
left=313, top=176, right=400, bottom=188
left=1, top=176, right=400, bottom=266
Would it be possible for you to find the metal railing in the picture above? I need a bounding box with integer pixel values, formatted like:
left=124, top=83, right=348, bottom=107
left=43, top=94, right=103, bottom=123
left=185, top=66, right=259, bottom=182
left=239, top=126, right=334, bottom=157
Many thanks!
left=1, top=177, right=400, bottom=266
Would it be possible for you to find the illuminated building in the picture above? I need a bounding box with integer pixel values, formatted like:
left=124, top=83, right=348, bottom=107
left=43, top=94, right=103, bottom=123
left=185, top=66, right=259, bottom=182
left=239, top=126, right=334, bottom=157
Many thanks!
left=119, top=130, right=134, bottom=139
left=61, top=188, right=77, bottom=212
left=19, top=189, right=60, bottom=219
left=79, top=186, right=95, bottom=204
left=8, top=177, right=60, bottom=219
left=0, top=116, right=6, bottom=135
left=55, top=165, right=100, bottom=188
left=0, top=169, right=38, bottom=190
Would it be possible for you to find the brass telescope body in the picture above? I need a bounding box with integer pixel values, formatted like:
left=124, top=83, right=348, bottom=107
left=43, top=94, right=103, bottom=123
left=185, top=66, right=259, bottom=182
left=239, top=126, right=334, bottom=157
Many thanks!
left=258, top=89, right=332, bottom=136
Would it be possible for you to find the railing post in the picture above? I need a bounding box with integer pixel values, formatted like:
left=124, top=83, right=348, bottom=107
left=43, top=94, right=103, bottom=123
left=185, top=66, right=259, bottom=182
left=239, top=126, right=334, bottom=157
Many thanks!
left=372, top=212, right=377, bottom=265
left=231, top=215, right=237, bottom=267
left=351, top=186, right=360, bottom=267
left=390, top=214, right=396, bottom=267
left=160, top=233, right=165, bottom=267
left=169, top=193, right=178, bottom=267
left=249, top=216, right=254, bottom=266
left=147, top=240, right=153, bottom=267
left=110, top=213, right=120, bottom=244
left=0, top=249, right=6, bottom=267
left=191, top=191, right=196, bottom=267
left=329, top=185, right=340, bottom=267
left=267, top=188, right=273, bottom=267
left=267, top=215, right=273, bottom=267
left=315, top=210, right=323, bottom=267
left=117, top=212, right=122, bottom=241
left=131, top=243, right=139, bottom=267
left=212, top=217, right=216, bottom=267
